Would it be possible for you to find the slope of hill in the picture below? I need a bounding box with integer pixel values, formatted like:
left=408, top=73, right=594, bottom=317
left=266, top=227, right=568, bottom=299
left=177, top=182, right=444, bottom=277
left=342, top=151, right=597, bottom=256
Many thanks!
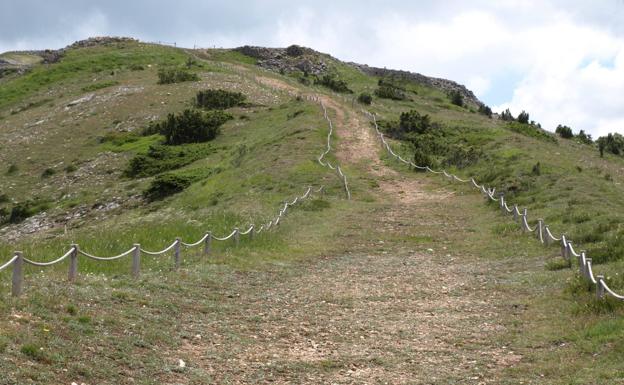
left=1, top=38, right=623, bottom=384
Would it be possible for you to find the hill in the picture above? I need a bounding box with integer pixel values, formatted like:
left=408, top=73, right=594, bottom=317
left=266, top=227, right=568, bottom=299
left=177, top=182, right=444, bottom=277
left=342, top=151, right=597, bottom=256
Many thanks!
left=1, top=37, right=623, bottom=384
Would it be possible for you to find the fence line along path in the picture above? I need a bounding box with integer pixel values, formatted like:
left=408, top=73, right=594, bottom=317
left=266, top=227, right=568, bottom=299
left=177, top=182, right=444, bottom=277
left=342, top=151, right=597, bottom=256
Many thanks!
left=0, top=185, right=323, bottom=297
left=363, top=108, right=624, bottom=302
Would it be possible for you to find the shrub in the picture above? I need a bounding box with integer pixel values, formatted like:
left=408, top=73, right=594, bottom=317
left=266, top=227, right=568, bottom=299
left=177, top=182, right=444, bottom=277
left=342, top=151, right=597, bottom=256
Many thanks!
left=597, top=133, right=624, bottom=157
left=577, top=129, right=593, bottom=144
left=144, top=174, right=193, bottom=201
left=125, top=143, right=214, bottom=177
left=500, top=108, right=515, bottom=121
left=64, top=164, right=78, bottom=173
left=555, top=124, right=573, bottom=139
left=357, top=93, right=372, bottom=105
left=285, top=45, right=305, bottom=57
left=8, top=200, right=49, bottom=224
left=375, top=79, right=407, bottom=101
left=148, top=109, right=232, bottom=145
left=314, top=74, right=352, bottom=93
left=157, top=67, right=199, bottom=84
left=399, top=110, right=433, bottom=135
left=129, top=64, right=144, bottom=71
left=413, top=149, right=434, bottom=169
left=449, top=90, right=463, bottom=107
left=41, top=168, right=56, bottom=178
left=6, top=164, right=18, bottom=175
left=195, top=89, right=246, bottom=109
left=517, top=110, right=530, bottom=124
left=531, top=162, right=541, bottom=176
left=478, top=104, right=492, bottom=118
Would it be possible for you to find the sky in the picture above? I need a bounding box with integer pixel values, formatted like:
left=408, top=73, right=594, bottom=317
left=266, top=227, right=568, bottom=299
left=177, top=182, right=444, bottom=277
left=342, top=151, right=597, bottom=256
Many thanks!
left=2, top=0, right=624, bottom=137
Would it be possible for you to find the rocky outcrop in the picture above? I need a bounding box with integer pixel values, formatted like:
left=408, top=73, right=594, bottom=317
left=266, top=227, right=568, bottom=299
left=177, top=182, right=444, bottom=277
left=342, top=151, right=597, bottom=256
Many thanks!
left=235, top=44, right=483, bottom=108
left=68, top=36, right=138, bottom=49
left=234, top=45, right=328, bottom=75
left=350, top=63, right=483, bottom=108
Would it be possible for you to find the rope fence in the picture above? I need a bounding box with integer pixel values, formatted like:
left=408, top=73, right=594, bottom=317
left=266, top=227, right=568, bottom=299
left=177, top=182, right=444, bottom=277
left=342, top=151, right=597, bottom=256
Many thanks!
left=363, top=109, right=623, bottom=302
left=306, top=95, right=351, bottom=200
left=0, top=185, right=323, bottom=297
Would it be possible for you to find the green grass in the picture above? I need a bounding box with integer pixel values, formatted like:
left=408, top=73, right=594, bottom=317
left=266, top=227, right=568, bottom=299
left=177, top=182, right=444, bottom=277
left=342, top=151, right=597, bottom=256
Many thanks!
left=0, top=42, right=191, bottom=110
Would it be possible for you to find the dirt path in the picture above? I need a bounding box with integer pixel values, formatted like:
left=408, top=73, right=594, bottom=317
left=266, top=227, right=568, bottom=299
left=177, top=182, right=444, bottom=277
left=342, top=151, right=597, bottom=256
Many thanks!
left=160, top=91, right=521, bottom=383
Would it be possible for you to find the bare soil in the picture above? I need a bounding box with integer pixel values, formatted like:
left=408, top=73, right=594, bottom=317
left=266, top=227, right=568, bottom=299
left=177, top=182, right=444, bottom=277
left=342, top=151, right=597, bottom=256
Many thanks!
left=163, top=93, right=522, bottom=384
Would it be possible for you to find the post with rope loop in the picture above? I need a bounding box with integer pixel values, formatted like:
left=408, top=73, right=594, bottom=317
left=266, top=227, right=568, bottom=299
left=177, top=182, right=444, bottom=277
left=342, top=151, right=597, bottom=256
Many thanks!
left=544, top=225, right=552, bottom=246
left=513, top=205, right=519, bottom=221
left=132, top=244, right=141, bottom=279
left=537, top=219, right=544, bottom=242
left=249, top=226, right=255, bottom=241
left=596, top=275, right=605, bottom=299
left=581, top=253, right=589, bottom=278
left=565, top=241, right=573, bottom=267
left=203, top=232, right=212, bottom=256
left=68, top=244, right=78, bottom=282
left=234, top=228, right=240, bottom=247
left=521, top=209, right=528, bottom=233
left=499, top=193, right=505, bottom=215
left=174, top=238, right=181, bottom=269
left=12, top=252, right=23, bottom=297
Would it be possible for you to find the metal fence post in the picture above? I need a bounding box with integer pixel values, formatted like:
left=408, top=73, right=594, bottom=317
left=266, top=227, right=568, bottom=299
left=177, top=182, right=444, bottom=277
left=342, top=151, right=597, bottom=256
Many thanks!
left=12, top=252, right=23, bottom=297
left=132, top=244, right=141, bottom=279
left=174, top=238, right=181, bottom=269
left=68, top=244, right=78, bottom=282
left=203, top=232, right=212, bottom=256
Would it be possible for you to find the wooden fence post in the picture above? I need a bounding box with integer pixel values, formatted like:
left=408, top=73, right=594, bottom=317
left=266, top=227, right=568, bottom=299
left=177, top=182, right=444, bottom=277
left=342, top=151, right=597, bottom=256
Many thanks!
left=537, top=219, right=544, bottom=242
left=68, top=244, right=78, bottom=282
left=174, top=238, right=181, bottom=269
left=12, top=252, right=23, bottom=297
left=132, top=244, right=141, bottom=279
left=249, top=226, right=255, bottom=241
left=234, top=228, right=240, bottom=247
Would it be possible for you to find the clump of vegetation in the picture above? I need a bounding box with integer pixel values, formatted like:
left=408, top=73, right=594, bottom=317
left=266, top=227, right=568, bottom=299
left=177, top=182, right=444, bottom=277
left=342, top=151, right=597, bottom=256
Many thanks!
left=145, top=109, right=232, bottom=145
left=285, top=45, right=305, bottom=57
left=375, top=79, right=408, bottom=101
left=506, top=121, right=555, bottom=143
left=81, top=81, right=119, bottom=92
left=195, top=89, right=246, bottom=109
left=478, top=104, right=492, bottom=118
left=517, top=110, right=530, bottom=124
left=449, top=90, right=463, bottom=107
left=555, top=124, right=573, bottom=139
left=125, top=143, right=214, bottom=177
left=596, top=133, right=624, bottom=157
left=6, top=164, right=18, bottom=175
left=41, top=168, right=56, bottom=178
left=129, top=63, right=144, bottom=71
left=357, top=92, right=372, bottom=105
left=157, top=67, right=199, bottom=84
left=500, top=108, right=515, bottom=121
left=314, top=74, right=352, bottom=93
left=577, top=130, right=593, bottom=145
left=144, top=173, right=193, bottom=201
left=6, top=200, right=50, bottom=224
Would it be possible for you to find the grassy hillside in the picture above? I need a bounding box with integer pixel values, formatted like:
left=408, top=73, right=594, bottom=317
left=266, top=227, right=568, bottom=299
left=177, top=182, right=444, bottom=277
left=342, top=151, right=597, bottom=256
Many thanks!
left=1, top=40, right=624, bottom=383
